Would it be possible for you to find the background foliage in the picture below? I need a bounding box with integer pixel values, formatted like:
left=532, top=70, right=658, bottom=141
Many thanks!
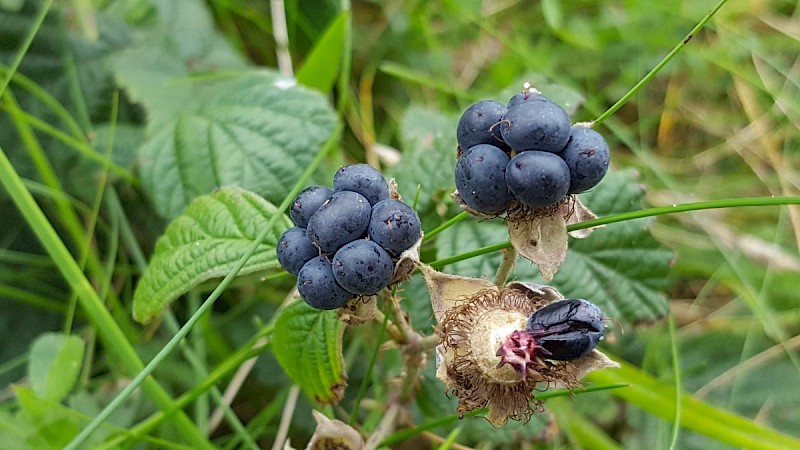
left=1, top=0, right=799, bottom=448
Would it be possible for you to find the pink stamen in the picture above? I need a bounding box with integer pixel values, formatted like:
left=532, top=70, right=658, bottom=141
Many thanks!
left=495, top=330, right=544, bottom=381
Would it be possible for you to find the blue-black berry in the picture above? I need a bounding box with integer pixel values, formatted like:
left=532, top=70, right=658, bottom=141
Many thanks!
left=558, top=126, right=610, bottom=194
left=368, top=199, right=421, bottom=257
left=276, top=227, right=319, bottom=276
left=290, top=185, right=333, bottom=228
left=333, top=164, right=390, bottom=206
left=500, top=100, right=571, bottom=152
left=505, top=151, right=570, bottom=208
left=307, top=190, right=371, bottom=253
left=456, top=100, right=509, bottom=151
left=297, top=256, right=354, bottom=310
left=507, top=91, right=549, bottom=109
left=455, top=144, right=514, bottom=214
left=525, top=298, right=604, bottom=361
left=332, top=240, right=394, bottom=295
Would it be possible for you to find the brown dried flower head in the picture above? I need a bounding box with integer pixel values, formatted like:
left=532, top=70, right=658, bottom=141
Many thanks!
left=423, top=267, right=619, bottom=427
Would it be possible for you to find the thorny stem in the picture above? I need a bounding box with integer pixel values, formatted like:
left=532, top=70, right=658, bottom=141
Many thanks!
left=493, top=246, right=517, bottom=286
left=372, top=308, right=404, bottom=343
left=388, top=295, right=415, bottom=344
left=365, top=293, right=441, bottom=436
left=399, top=339, right=426, bottom=403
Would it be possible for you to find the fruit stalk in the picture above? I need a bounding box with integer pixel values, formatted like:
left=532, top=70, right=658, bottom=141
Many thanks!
left=493, top=246, right=517, bottom=286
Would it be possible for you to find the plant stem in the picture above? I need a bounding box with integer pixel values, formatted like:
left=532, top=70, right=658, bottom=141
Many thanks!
left=66, top=123, right=343, bottom=448
left=668, top=313, right=682, bottom=450
left=493, top=246, right=516, bottom=286
left=424, top=211, right=468, bottom=241
left=0, top=0, right=52, bottom=98
left=593, top=0, right=729, bottom=125
left=364, top=404, right=400, bottom=450
left=349, top=301, right=391, bottom=425
left=0, top=144, right=212, bottom=448
left=427, top=196, right=800, bottom=267
left=270, top=0, right=293, bottom=77
left=271, top=385, right=301, bottom=450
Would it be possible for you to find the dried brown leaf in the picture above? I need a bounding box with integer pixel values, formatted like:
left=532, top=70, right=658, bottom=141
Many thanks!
left=421, top=264, right=498, bottom=323
left=301, top=410, right=365, bottom=450
left=337, top=295, right=378, bottom=326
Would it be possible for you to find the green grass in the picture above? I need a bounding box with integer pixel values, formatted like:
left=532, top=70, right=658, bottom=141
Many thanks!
left=0, top=0, right=799, bottom=449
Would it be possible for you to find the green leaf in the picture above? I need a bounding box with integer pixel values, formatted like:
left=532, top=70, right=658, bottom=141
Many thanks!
left=132, top=186, right=291, bottom=323
left=550, top=170, right=672, bottom=322
left=588, top=357, right=800, bottom=449
left=436, top=218, right=506, bottom=280
left=110, top=0, right=246, bottom=123
left=28, top=333, right=84, bottom=403
left=541, top=0, right=564, bottom=30
left=135, top=70, right=338, bottom=218
left=434, top=170, right=670, bottom=323
left=391, top=107, right=458, bottom=212
left=0, top=0, right=23, bottom=13
left=272, top=301, right=347, bottom=405
left=8, top=387, right=81, bottom=449
left=296, top=11, right=348, bottom=93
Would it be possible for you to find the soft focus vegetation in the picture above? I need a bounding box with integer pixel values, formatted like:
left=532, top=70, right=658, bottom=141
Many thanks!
left=0, top=0, right=799, bottom=448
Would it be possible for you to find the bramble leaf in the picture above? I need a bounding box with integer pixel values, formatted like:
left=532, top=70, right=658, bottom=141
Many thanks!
left=272, top=301, right=347, bottom=405
left=391, top=107, right=458, bottom=212
left=28, top=333, right=84, bottom=403
left=435, top=171, right=671, bottom=323
left=508, top=171, right=672, bottom=322
left=550, top=170, right=672, bottom=322
left=436, top=218, right=506, bottom=280
left=132, top=187, right=291, bottom=323
left=132, top=70, right=338, bottom=218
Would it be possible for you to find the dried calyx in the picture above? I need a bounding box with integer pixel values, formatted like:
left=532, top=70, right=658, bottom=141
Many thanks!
left=424, top=267, right=619, bottom=427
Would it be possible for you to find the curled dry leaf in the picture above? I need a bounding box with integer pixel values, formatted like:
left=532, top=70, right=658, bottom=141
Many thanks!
left=285, top=410, right=364, bottom=450
left=508, top=195, right=601, bottom=280
left=420, top=264, right=498, bottom=323
left=566, top=195, right=601, bottom=239
left=426, top=270, right=619, bottom=426
left=389, top=234, right=422, bottom=286
left=451, top=190, right=502, bottom=220
left=338, top=295, right=378, bottom=326
left=388, top=178, right=401, bottom=200
left=507, top=212, right=567, bottom=282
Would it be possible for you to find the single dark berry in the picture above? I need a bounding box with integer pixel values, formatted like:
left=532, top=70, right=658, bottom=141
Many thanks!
left=500, top=100, right=571, bottom=152
left=290, top=185, right=333, bottom=228
left=276, top=227, right=319, bottom=276
left=454, top=144, right=514, bottom=214
left=332, top=240, right=394, bottom=295
left=333, top=164, right=390, bottom=206
left=456, top=100, right=509, bottom=151
left=297, top=256, right=353, bottom=310
left=507, top=91, right=549, bottom=109
left=368, top=199, right=421, bottom=257
left=558, top=126, right=610, bottom=194
left=524, top=298, right=605, bottom=361
left=307, top=190, right=371, bottom=253
left=505, top=151, right=570, bottom=208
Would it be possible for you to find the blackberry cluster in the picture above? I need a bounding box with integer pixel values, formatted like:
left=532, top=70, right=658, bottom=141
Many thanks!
left=455, top=85, right=610, bottom=214
left=276, top=164, right=422, bottom=310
